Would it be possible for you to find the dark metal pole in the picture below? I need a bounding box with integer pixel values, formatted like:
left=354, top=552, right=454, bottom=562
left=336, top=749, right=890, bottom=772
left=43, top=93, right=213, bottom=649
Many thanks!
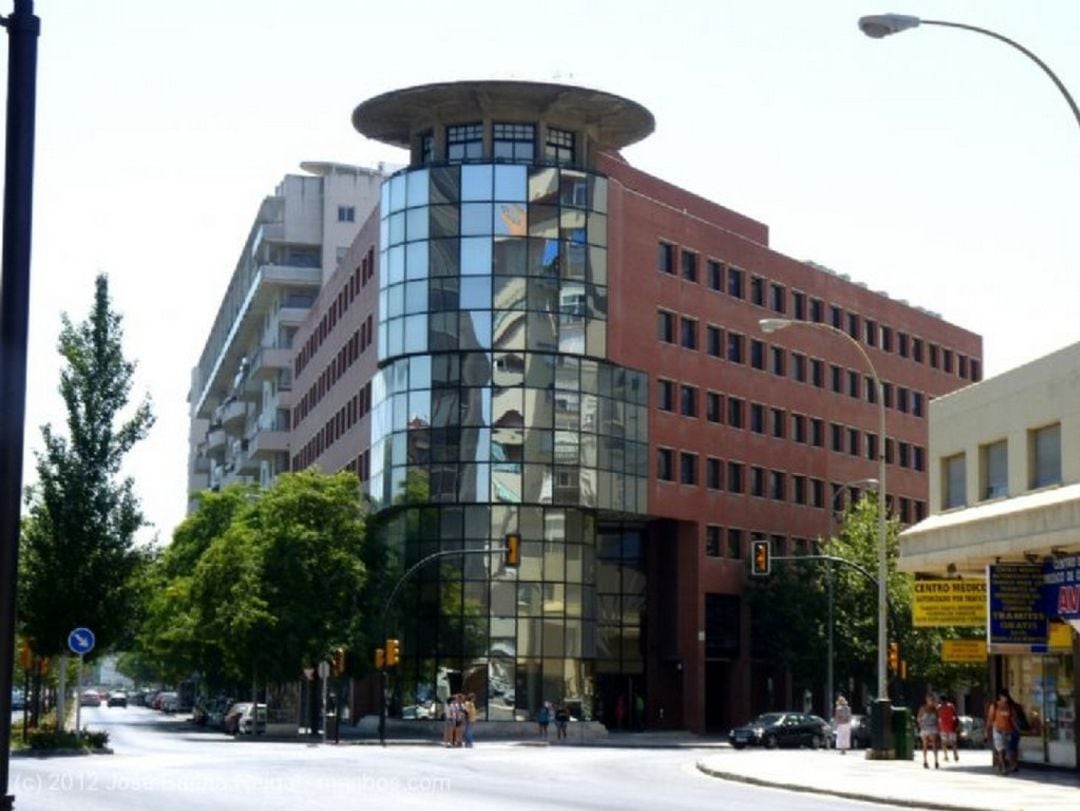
left=0, top=2, right=40, bottom=808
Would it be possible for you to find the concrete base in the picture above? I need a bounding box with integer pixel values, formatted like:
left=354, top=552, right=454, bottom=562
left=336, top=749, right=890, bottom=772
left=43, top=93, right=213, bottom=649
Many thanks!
left=865, top=748, right=896, bottom=760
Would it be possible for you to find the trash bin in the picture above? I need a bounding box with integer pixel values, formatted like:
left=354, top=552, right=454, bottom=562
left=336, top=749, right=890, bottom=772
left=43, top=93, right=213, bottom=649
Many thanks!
left=892, top=706, right=914, bottom=761
left=325, top=712, right=338, bottom=740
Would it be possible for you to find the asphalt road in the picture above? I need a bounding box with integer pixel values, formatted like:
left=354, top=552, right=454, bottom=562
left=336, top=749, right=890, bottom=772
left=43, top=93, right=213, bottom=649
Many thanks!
left=9, top=707, right=895, bottom=811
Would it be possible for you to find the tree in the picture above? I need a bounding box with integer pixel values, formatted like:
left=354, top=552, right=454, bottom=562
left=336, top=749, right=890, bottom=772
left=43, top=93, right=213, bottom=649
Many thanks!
left=19, top=274, right=155, bottom=659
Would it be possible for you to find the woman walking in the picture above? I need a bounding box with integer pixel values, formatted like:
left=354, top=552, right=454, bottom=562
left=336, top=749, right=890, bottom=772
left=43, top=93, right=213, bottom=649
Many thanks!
left=832, top=696, right=852, bottom=754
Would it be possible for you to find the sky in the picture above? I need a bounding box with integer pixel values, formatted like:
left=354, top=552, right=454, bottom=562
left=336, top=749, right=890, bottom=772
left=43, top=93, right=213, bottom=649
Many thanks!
left=3, top=0, right=1079, bottom=547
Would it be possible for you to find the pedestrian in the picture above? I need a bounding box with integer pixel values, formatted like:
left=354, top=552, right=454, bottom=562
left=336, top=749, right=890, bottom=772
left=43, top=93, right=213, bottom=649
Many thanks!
left=442, top=695, right=455, bottom=748
left=452, top=694, right=465, bottom=747
left=832, top=695, right=852, bottom=755
left=555, top=701, right=570, bottom=741
left=916, top=692, right=941, bottom=769
left=463, top=693, right=477, bottom=748
left=537, top=701, right=551, bottom=739
left=1006, top=691, right=1027, bottom=773
left=985, top=689, right=1017, bottom=774
left=633, top=693, right=645, bottom=731
left=937, top=694, right=958, bottom=763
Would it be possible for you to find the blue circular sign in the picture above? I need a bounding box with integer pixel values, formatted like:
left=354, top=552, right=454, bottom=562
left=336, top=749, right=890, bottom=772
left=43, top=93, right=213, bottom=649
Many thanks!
left=67, top=627, right=95, bottom=655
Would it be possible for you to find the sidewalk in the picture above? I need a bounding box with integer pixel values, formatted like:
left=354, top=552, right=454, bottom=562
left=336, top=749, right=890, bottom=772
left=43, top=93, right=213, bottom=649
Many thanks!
left=696, top=747, right=1080, bottom=811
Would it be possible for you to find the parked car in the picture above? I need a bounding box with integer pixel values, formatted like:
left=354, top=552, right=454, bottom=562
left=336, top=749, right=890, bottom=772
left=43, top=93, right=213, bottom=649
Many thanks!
left=958, top=716, right=986, bottom=748
left=729, top=712, right=827, bottom=750
left=223, top=702, right=266, bottom=735
left=157, top=692, right=180, bottom=713
left=207, top=697, right=235, bottom=730
left=79, top=690, right=102, bottom=707
left=107, top=691, right=128, bottom=708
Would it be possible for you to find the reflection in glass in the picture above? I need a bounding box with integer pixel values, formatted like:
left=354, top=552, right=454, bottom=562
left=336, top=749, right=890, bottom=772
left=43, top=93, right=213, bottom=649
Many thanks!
left=406, top=240, right=429, bottom=280
left=493, top=237, right=527, bottom=276
left=528, top=205, right=559, bottom=239
left=461, top=164, right=493, bottom=201
left=461, top=203, right=493, bottom=236
left=528, top=167, right=559, bottom=205
left=494, top=203, right=527, bottom=237
left=461, top=237, right=493, bottom=275
left=406, top=206, right=429, bottom=243
left=494, top=164, right=527, bottom=202
left=406, top=168, right=430, bottom=207
left=492, top=310, right=525, bottom=351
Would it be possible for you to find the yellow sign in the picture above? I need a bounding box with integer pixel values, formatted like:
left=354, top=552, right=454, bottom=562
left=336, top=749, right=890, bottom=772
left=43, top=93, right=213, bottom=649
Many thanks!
left=913, top=580, right=987, bottom=627
left=942, top=639, right=987, bottom=663
left=1048, top=622, right=1073, bottom=651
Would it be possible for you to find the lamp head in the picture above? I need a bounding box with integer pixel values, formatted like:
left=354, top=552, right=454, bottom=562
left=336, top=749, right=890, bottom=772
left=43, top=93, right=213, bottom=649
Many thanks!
left=858, top=13, right=921, bottom=39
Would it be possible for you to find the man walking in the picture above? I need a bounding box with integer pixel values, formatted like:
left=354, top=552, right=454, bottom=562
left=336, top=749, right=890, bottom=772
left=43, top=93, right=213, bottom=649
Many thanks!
left=938, top=695, right=958, bottom=762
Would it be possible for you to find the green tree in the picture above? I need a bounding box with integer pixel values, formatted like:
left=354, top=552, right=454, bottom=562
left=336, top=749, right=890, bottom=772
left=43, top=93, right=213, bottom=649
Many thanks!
left=19, top=274, right=155, bottom=659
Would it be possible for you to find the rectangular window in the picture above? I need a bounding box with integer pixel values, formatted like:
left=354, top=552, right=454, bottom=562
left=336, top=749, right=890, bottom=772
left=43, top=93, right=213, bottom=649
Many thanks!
left=792, top=352, right=806, bottom=382
left=751, top=339, right=765, bottom=370
left=727, top=332, right=744, bottom=363
left=970, top=360, right=981, bottom=382
left=958, top=355, right=969, bottom=379
left=727, top=528, right=742, bottom=559
left=770, top=470, right=786, bottom=500
left=847, top=428, right=860, bottom=456
left=811, top=358, right=824, bottom=388
left=545, top=127, right=575, bottom=164
left=810, top=418, right=824, bottom=447
left=658, top=242, right=676, bottom=274
left=657, top=448, right=674, bottom=481
left=929, top=343, right=940, bottom=369
left=883, top=383, right=893, bottom=408
left=898, top=332, right=909, bottom=358
left=793, top=475, right=807, bottom=505
left=865, top=376, right=877, bottom=404
left=337, top=205, right=355, bottom=223
left=681, top=452, right=698, bottom=484
left=830, top=423, right=843, bottom=452
left=881, top=326, right=892, bottom=352
left=446, top=122, right=484, bottom=162
left=705, top=525, right=721, bottom=557
left=681, top=317, right=698, bottom=350
left=830, top=305, right=843, bottom=329
left=847, top=370, right=860, bottom=398
left=707, top=325, right=722, bottom=357
left=811, top=478, right=825, bottom=508
left=751, top=276, right=765, bottom=306
left=1031, top=423, right=1062, bottom=489
left=913, top=445, right=925, bottom=472
left=912, top=338, right=924, bottom=363
left=846, top=312, right=859, bottom=339
left=681, top=250, right=698, bottom=282
left=897, top=386, right=909, bottom=413
left=708, top=260, right=723, bottom=291
left=793, top=291, right=806, bottom=320
left=680, top=385, right=698, bottom=417
left=830, top=364, right=843, bottom=393
left=942, top=349, right=954, bottom=373
left=727, top=462, right=744, bottom=493
left=899, top=441, right=911, bottom=468
left=770, top=283, right=786, bottom=314
left=771, top=408, right=785, bottom=439
left=657, top=309, right=675, bottom=343
left=770, top=346, right=785, bottom=376
left=727, top=397, right=744, bottom=428
left=864, top=319, right=877, bottom=347
left=492, top=122, right=536, bottom=161
left=420, top=131, right=434, bottom=163
left=727, top=267, right=744, bottom=298
left=706, top=457, right=722, bottom=489
left=658, top=379, right=675, bottom=411
left=751, top=466, right=765, bottom=497
left=792, top=413, right=806, bottom=443
left=866, top=433, right=878, bottom=461
left=943, top=453, right=966, bottom=508
left=750, top=403, right=765, bottom=434
left=706, top=391, right=722, bottom=423
left=810, top=298, right=824, bottom=323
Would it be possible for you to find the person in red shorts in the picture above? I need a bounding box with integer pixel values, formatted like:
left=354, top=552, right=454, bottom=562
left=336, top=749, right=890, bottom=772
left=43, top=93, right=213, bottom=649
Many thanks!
left=938, top=694, right=959, bottom=762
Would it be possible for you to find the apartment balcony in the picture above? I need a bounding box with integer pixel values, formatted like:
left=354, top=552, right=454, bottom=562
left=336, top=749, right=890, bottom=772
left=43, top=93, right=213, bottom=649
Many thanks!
left=247, top=430, right=289, bottom=463
left=205, top=426, right=227, bottom=458
left=216, top=398, right=248, bottom=429
left=250, top=346, right=292, bottom=382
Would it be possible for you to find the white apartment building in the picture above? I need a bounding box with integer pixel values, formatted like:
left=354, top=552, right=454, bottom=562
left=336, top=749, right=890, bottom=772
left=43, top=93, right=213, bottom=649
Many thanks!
left=899, top=340, right=1080, bottom=769
left=187, top=162, right=385, bottom=505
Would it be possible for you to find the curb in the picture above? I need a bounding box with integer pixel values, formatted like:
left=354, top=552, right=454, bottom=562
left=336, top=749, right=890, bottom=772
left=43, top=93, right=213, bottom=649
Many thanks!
left=694, top=760, right=985, bottom=811
left=11, top=747, right=113, bottom=758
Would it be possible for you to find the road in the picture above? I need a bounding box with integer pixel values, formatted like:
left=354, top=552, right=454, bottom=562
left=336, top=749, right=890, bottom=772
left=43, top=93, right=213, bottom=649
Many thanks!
left=10, top=707, right=894, bottom=811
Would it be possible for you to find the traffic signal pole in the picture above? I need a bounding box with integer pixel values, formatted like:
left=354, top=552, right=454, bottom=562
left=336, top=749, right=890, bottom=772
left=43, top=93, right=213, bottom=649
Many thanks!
left=0, top=3, right=39, bottom=809
left=377, top=538, right=519, bottom=745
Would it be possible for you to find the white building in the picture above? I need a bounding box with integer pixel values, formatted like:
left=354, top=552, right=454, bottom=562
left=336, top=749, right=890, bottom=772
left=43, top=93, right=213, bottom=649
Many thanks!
left=900, top=340, right=1080, bottom=769
left=187, top=162, right=385, bottom=505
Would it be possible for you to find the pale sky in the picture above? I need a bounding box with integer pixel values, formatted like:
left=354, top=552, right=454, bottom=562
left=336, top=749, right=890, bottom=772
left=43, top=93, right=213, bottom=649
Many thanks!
left=4, top=0, right=1079, bottom=546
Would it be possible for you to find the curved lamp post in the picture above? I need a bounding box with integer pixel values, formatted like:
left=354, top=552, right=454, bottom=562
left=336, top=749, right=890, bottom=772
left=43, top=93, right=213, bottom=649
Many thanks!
left=759, top=318, right=890, bottom=742
left=858, top=13, right=1080, bottom=133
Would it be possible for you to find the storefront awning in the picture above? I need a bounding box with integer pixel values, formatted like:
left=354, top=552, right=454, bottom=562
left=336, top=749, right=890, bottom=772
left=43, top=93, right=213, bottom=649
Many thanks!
left=899, top=482, right=1080, bottom=576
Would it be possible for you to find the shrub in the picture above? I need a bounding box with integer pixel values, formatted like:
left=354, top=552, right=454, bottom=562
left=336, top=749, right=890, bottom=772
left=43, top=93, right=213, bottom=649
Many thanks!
left=27, top=727, right=109, bottom=751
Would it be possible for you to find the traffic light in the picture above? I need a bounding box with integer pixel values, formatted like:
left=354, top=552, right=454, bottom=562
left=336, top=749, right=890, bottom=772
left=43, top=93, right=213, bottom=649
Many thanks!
left=385, top=638, right=400, bottom=667
left=505, top=532, right=521, bottom=567
left=888, top=642, right=899, bottom=672
left=375, top=647, right=385, bottom=670
left=331, top=647, right=346, bottom=677
left=751, top=539, right=770, bottom=576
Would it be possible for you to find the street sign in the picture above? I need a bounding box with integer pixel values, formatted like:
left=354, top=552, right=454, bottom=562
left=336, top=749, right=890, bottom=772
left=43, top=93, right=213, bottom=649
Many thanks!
left=317, top=660, right=330, bottom=679
left=67, top=627, right=95, bottom=656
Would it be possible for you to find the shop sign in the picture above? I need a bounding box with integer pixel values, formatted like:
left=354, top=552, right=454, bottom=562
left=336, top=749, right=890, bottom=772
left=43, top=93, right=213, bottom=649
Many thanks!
left=912, top=580, right=986, bottom=627
left=987, top=563, right=1048, bottom=651
left=941, top=639, right=987, bottom=663
left=1042, top=554, right=1080, bottom=622
left=1048, top=621, right=1073, bottom=651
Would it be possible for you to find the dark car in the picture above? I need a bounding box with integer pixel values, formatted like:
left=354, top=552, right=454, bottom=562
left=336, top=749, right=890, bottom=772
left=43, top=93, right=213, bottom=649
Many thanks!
left=107, top=691, right=128, bottom=708
left=729, top=712, right=827, bottom=750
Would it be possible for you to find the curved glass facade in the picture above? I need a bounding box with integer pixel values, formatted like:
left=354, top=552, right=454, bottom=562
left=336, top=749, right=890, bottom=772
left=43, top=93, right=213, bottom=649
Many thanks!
left=371, top=161, right=649, bottom=721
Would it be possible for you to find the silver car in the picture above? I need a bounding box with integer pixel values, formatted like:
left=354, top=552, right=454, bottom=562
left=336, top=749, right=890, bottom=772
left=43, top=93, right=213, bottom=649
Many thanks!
left=957, top=715, right=986, bottom=748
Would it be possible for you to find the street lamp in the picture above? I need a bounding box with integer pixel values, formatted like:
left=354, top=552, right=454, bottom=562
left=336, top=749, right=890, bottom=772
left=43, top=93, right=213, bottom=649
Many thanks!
left=858, top=13, right=1080, bottom=132
left=759, top=317, right=890, bottom=748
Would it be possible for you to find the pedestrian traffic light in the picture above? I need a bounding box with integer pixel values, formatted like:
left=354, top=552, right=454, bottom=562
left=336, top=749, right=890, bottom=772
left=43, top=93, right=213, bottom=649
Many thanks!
left=751, top=539, right=770, bottom=576
left=385, top=638, right=400, bottom=667
left=331, top=647, right=346, bottom=677
left=375, top=647, right=385, bottom=670
left=888, top=641, right=899, bottom=672
left=505, top=532, right=520, bottom=567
